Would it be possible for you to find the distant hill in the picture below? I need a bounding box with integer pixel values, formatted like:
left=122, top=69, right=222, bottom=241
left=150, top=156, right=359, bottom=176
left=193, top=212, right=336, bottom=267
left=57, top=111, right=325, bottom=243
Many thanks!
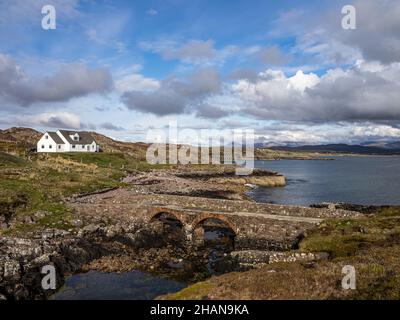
left=0, top=127, right=42, bottom=153
left=89, top=131, right=148, bottom=160
left=360, top=140, right=400, bottom=150
left=0, top=127, right=42, bottom=145
left=269, top=143, right=400, bottom=155
left=0, top=127, right=148, bottom=160
left=2, top=127, right=399, bottom=158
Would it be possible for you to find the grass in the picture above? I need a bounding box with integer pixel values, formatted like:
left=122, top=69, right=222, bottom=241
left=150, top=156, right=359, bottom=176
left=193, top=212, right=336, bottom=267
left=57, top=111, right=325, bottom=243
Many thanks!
left=0, top=149, right=241, bottom=236
left=0, top=141, right=31, bottom=155
left=163, top=210, right=400, bottom=300
left=0, top=151, right=25, bottom=166
left=161, top=282, right=215, bottom=300
left=376, top=206, right=400, bottom=217
left=0, top=151, right=169, bottom=235
left=299, top=214, right=400, bottom=258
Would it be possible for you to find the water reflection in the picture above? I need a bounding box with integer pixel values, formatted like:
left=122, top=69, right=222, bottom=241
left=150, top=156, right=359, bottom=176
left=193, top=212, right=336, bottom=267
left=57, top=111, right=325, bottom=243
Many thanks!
left=52, top=270, right=187, bottom=300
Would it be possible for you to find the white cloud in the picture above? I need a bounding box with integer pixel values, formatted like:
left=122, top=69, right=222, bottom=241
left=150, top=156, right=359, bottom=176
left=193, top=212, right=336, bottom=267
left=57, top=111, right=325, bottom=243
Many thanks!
left=87, top=28, right=106, bottom=45
left=288, top=70, right=320, bottom=92
left=253, top=121, right=400, bottom=146
left=116, top=74, right=160, bottom=92
left=147, top=8, right=158, bottom=16
left=1, top=112, right=81, bottom=129
left=256, top=45, right=292, bottom=66
left=0, top=53, right=112, bottom=106
left=351, top=124, right=400, bottom=139
left=270, top=0, right=400, bottom=66
left=232, top=60, right=400, bottom=121
left=139, top=39, right=239, bottom=67
left=121, top=68, right=221, bottom=115
left=116, top=41, right=126, bottom=54
left=140, top=39, right=216, bottom=65
left=337, top=0, right=400, bottom=64
left=294, top=29, right=361, bottom=66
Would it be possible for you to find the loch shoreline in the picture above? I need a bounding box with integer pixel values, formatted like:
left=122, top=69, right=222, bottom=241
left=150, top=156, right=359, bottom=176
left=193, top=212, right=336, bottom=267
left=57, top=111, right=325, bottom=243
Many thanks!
left=0, top=166, right=360, bottom=300
left=1, top=162, right=399, bottom=300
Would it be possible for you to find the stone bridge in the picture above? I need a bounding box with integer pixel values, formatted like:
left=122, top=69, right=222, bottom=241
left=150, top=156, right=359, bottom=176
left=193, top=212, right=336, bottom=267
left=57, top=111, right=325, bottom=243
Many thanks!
left=69, top=192, right=359, bottom=251
left=144, top=205, right=323, bottom=250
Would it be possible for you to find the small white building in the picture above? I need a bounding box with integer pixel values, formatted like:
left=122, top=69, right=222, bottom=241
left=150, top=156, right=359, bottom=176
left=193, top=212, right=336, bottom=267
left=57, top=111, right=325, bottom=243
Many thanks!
left=37, top=130, right=99, bottom=153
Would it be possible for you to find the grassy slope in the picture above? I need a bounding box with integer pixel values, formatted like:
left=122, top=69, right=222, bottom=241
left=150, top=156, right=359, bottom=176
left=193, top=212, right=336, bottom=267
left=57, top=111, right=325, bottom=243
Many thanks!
left=164, top=207, right=400, bottom=300
left=0, top=127, right=149, bottom=158
left=0, top=127, right=165, bottom=235
left=0, top=151, right=167, bottom=235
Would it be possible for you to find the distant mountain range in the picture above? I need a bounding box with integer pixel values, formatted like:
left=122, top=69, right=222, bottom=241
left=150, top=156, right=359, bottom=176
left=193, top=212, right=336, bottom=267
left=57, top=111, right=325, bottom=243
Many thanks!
left=2, top=127, right=400, bottom=156
left=360, top=141, right=400, bottom=150
left=266, top=143, right=400, bottom=155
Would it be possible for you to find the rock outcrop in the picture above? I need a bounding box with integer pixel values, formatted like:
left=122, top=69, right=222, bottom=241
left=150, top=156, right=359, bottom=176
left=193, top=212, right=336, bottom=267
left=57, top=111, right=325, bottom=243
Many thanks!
left=231, top=250, right=330, bottom=270
left=0, top=221, right=175, bottom=300
left=121, top=168, right=286, bottom=200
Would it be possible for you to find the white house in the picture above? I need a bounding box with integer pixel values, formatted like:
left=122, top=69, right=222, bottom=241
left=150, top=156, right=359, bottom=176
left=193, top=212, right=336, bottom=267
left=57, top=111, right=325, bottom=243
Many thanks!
left=37, top=130, right=99, bottom=153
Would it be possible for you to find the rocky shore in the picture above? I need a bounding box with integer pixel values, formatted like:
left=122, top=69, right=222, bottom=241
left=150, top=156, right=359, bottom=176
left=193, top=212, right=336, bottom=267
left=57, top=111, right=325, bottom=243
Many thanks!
left=0, top=167, right=360, bottom=300
left=121, top=167, right=286, bottom=200
left=0, top=219, right=201, bottom=300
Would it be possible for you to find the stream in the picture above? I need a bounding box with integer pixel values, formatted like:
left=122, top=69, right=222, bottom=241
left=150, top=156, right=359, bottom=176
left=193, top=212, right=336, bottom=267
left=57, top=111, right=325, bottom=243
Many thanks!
left=51, top=270, right=186, bottom=300
left=51, top=226, right=235, bottom=300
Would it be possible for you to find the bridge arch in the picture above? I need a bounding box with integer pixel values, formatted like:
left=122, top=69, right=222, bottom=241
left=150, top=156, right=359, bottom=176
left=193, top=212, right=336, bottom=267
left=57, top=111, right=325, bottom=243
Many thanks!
left=190, top=214, right=238, bottom=234
left=149, top=211, right=186, bottom=245
left=149, top=211, right=184, bottom=228
left=190, top=216, right=237, bottom=250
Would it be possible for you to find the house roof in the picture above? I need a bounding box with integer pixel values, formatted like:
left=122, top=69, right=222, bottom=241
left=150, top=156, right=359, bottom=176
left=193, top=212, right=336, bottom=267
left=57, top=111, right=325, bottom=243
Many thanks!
left=47, top=132, right=65, bottom=144
left=58, top=130, right=96, bottom=145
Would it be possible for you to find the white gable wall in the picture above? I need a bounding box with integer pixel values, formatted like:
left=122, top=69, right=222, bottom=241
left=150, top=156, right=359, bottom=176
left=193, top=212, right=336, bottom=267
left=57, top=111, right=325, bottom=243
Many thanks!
left=37, top=132, right=58, bottom=153
left=93, top=141, right=99, bottom=152
left=56, top=130, right=71, bottom=151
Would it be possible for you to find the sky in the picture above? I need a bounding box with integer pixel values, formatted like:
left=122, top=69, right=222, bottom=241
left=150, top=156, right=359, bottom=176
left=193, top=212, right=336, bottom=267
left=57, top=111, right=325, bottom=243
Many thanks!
left=0, top=0, right=400, bottom=145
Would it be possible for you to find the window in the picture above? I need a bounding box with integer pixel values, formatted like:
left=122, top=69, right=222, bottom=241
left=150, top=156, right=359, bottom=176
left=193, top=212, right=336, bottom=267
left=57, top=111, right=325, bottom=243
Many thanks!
left=49, top=145, right=52, bottom=149
left=45, top=135, right=48, bottom=139
left=92, top=145, right=95, bottom=149
left=72, top=145, right=76, bottom=149
left=41, top=145, right=44, bottom=149
left=82, top=145, right=85, bottom=149
left=58, top=145, right=61, bottom=149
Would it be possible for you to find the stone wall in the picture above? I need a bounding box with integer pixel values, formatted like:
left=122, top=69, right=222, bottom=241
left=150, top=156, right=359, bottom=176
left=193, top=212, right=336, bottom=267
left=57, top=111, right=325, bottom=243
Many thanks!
left=231, top=250, right=330, bottom=269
